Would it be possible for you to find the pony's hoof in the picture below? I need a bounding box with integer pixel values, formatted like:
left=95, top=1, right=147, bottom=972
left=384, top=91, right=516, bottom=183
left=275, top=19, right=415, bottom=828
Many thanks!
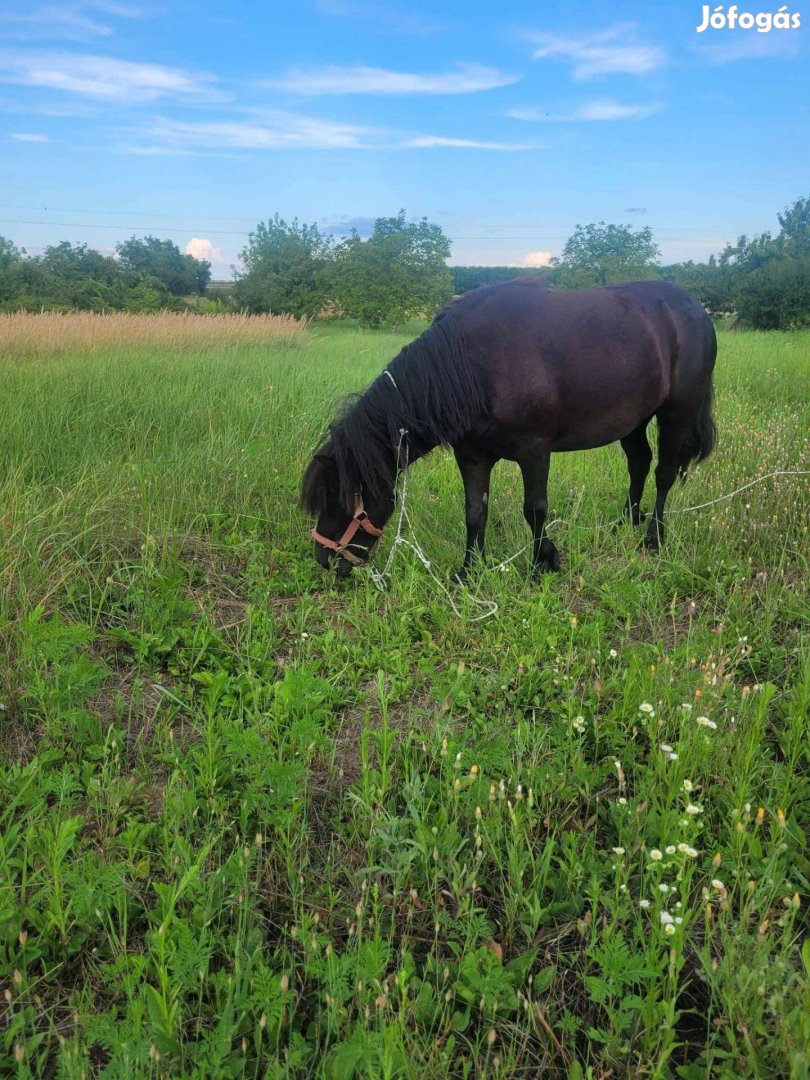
left=643, top=530, right=662, bottom=552
left=453, top=568, right=468, bottom=586
left=531, top=539, right=561, bottom=577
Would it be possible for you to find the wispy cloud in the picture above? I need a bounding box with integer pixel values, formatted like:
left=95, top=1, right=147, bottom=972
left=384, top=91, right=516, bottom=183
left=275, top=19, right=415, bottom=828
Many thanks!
left=0, top=51, right=223, bottom=103
left=263, top=63, right=519, bottom=96
left=127, top=113, right=545, bottom=155
left=9, top=132, right=50, bottom=142
left=136, top=114, right=382, bottom=152
left=694, top=33, right=801, bottom=64
left=322, top=216, right=377, bottom=237
left=314, top=0, right=446, bottom=36
left=404, top=134, right=542, bottom=150
left=4, top=1, right=143, bottom=42
left=508, top=98, right=663, bottom=122
left=528, top=24, right=666, bottom=79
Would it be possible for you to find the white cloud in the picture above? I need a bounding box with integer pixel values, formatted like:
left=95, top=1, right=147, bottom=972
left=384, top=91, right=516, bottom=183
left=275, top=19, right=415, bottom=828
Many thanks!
left=5, top=2, right=143, bottom=42
left=264, top=63, right=519, bottom=96
left=185, top=238, right=224, bottom=263
left=0, top=51, right=223, bottom=103
left=695, top=33, right=800, bottom=64
left=314, top=0, right=446, bottom=36
left=523, top=250, right=553, bottom=268
left=130, top=114, right=544, bottom=154
left=404, top=134, right=542, bottom=150
left=529, top=25, right=666, bottom=79
left=141, top=114, right=380, bottom=151
left=508, top=98, right=663, bottom=122
left=9, top=132, right=49, bottom=141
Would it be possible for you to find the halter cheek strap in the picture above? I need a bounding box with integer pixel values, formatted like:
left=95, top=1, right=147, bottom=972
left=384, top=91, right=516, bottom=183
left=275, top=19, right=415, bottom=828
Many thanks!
left=312, top=499, right=384, bottom=566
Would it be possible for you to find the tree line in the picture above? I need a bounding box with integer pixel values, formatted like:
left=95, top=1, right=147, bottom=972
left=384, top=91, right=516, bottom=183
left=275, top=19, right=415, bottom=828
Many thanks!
left=0, top=235, right=212, bottom=313
left=1, top=196, right=807, bottom=330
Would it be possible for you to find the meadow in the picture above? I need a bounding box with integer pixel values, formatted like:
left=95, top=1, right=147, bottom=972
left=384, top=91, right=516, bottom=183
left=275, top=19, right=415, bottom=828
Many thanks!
left=0, top=312, right=808, bottom=1078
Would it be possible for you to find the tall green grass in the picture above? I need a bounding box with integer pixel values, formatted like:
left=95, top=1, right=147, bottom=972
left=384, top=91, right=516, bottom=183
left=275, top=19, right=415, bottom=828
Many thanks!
left=1, top=320, right=808, bottom=1077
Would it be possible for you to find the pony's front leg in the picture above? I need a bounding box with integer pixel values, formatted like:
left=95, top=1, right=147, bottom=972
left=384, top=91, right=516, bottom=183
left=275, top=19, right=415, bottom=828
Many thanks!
left=454, top=446, right=496, bottom=582
left=519, top=451, right=561, bottom=576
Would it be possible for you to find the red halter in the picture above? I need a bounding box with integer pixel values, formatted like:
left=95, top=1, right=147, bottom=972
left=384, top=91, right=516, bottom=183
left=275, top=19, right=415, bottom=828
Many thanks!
left=311, top=499, right=384, bottom=566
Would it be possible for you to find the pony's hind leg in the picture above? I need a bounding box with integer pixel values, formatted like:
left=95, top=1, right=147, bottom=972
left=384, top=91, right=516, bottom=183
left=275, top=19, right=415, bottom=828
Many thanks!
left=519, top=452, right=560, bottom=576
left=454, top=445, right=497, bottom=582
left=620, top=423, right=653, bottom=526
left=645, top=409, right=686, bottom=550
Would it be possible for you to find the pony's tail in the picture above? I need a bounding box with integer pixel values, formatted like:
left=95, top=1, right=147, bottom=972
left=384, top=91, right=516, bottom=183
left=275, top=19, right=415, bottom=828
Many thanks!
left=678, top=383, right=717, bottom=478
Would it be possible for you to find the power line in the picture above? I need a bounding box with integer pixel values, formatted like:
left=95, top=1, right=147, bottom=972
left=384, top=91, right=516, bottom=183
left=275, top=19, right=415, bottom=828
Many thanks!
left=0, top=219, right=732, bottom=244
left=0, top=204, right=732, bottom=234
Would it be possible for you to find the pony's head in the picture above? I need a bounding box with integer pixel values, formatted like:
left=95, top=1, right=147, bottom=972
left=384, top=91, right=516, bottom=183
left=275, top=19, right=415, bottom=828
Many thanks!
left=300, top=439, right=393, bottom=577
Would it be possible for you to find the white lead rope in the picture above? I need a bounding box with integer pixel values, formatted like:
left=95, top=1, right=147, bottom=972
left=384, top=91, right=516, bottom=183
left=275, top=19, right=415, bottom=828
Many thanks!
left=369, top=466, right=810, bottom=624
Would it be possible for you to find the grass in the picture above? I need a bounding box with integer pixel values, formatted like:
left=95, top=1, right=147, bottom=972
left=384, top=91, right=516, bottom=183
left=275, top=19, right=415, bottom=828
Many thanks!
left=0, top=315, right=808, bottom=1078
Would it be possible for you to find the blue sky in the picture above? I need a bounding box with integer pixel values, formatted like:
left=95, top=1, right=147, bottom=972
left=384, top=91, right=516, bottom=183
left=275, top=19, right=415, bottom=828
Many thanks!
left=0, top=0, right=807, bottom=276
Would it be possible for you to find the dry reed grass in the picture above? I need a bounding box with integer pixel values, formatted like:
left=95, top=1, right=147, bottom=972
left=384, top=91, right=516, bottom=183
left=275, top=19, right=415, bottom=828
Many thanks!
left=0, top=310, right=308, bottom=359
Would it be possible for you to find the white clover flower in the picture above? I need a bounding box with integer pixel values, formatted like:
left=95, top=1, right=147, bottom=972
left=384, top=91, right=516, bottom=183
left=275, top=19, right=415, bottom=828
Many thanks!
left=664, top=923, right=676, bottom=935
left=572, top=715, right=586, bottom=734
left=677, top=842, right=688, bottom=853
left=680, top=703, right=693, bottom=711
left=683, top=779, right=694, bottom=793
left=660, top=743, right=673, bottom=753
left=685, top=846, right=698, bottom=858
left=696, top=716, right=717, bottom=729
left=659, top=910, right=674, bottom=925
left=618, top=797, right=627, bottom=806
left=674, top=916, right=683, bottom=925
left=649, top=849, right=663, bottom=861
left=639, top=899, right=651, bottom=909
left=668, top=752, right=679, bottom=761
left=665, top=845, right=676, bottom=855
left=686, top=804, right=703, bottom=815
left=711, top=879, right=726, bottom=891
left=612, top=846, right=625, bottom=856
left=658, top=883, right=670, bottom=893
left=640, top=703, right=655, bottom=715
left=609, top=649, right=618, bottom=658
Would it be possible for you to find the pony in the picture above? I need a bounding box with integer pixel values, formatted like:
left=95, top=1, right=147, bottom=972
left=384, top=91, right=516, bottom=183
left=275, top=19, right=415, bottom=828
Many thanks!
left=301, top=278, right=716, bottom=580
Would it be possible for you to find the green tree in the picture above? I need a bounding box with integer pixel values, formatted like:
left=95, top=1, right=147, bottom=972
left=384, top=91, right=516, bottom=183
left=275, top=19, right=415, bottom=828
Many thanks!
left=552, top=222, right=660, bottom=288
left=661, top=256, right=736, bottom=315
left=450, top=266, right=547, bottom=294
left=0, top=236, right=21, bottom=271
left=332, top=211, right=452, bottom=327
left=776, top=194, right=810, bottom=256
left=735, top=257, right=810, bottom=330
left=116, top=235, right=210, bottom=296
left=234, top=216, right=333, bottom=317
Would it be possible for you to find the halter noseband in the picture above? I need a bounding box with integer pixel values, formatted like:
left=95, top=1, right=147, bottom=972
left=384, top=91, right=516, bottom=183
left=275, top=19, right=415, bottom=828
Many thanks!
left=311, top=499, right=384, bottom=566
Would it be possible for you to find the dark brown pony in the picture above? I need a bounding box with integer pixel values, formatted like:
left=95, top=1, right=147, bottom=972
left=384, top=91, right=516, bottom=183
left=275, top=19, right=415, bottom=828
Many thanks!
left=302, top=278, right=717, bottom=580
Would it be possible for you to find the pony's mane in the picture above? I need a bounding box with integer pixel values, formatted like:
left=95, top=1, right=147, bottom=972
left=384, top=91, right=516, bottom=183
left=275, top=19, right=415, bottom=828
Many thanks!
left=301, top=306, right=490, bottom=515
